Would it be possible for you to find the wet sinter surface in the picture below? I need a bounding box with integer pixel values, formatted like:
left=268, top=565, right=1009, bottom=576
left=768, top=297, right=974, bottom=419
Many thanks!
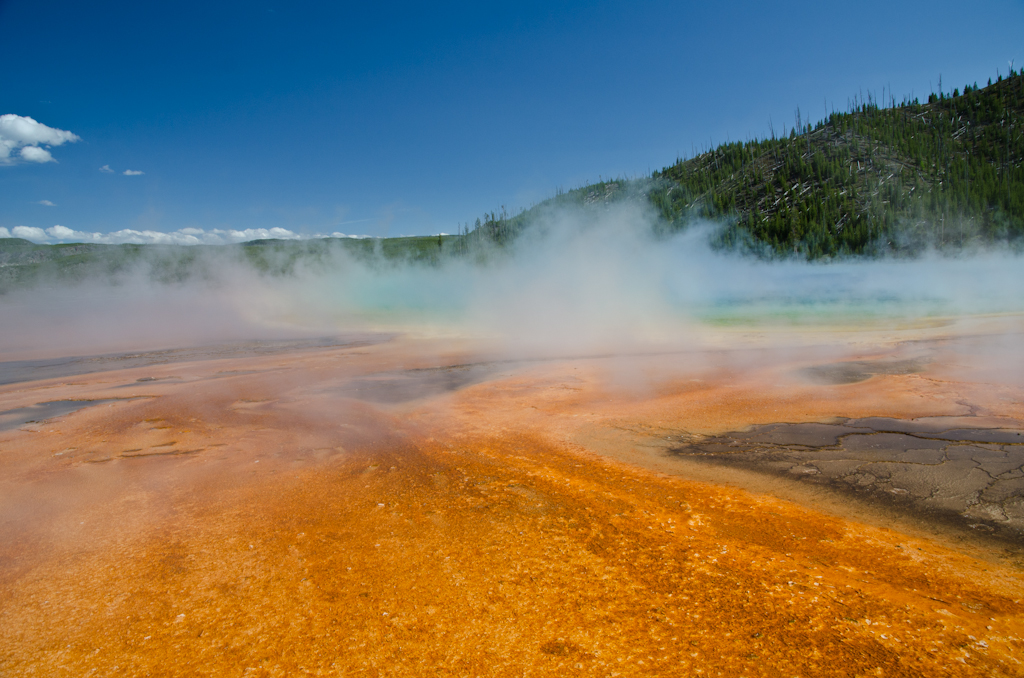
left=0, top=335, right=389, bottom=386
left=2, top=326, right=1024, bottom=676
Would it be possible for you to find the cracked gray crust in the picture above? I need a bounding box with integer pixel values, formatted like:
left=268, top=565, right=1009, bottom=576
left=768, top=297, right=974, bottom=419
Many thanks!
left=666, top=416, right=1024, bottom=545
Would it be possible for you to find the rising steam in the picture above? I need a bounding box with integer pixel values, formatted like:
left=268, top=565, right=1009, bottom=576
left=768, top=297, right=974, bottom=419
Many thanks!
left=2, top=203, right=1023, bottom=360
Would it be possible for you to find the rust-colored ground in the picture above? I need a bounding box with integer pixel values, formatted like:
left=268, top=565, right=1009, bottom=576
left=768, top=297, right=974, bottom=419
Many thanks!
left=1, top=321, right=1024, bottom=676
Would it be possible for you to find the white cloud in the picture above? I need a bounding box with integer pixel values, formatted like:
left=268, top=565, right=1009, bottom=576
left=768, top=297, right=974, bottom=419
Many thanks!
left=46, top=225, right=78, bottom=240
left=0, top=114, right=80, bottom=165
left=0, top=227, right=11, bottom=238
left=12, top=225, right=316, bottom=245
left=36, top=200, right=57, bottom=207
left=221, top=227, right=301, bottom=242
left=123, top=169, right=144, bottom=176
left=99, top=164, right=114, bottom=173
left=20, top=146, right=55, bottom=163
left=7, top=224, right=376, bottom=245
left=12, top=225, right=49, bottom=241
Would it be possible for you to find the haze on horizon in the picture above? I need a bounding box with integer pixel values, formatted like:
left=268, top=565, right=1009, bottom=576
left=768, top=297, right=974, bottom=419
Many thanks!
left=3, top=205, right=1024, bottom=369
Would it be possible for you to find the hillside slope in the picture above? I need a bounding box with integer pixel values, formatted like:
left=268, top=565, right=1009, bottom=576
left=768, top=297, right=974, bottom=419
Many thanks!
left=648, top=71, right=1024, bottom=257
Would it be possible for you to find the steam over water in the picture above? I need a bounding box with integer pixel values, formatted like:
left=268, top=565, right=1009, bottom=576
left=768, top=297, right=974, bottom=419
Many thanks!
left=2, top=204, right=1023, bottom=358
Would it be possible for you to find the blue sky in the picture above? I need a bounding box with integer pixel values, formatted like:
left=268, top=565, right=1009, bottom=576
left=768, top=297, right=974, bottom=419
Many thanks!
left=1, top=0, right=1023, bottom=243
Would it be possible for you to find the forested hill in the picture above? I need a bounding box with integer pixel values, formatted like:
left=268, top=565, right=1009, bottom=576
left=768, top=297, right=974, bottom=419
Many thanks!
left=467, top=70, right=1024, bottom=258
left=647, top=70, right=1024, bottom=258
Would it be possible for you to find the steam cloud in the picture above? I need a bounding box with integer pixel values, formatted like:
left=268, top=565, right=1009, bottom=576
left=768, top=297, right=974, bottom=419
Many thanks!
left=1, top=203, right=1023, bottom=361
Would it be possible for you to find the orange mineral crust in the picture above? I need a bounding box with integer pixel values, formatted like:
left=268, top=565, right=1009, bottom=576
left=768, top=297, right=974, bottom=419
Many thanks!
left=1, top=333, right=1023, bottom=677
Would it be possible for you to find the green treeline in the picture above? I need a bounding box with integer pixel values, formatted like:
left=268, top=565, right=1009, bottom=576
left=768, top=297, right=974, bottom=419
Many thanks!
left=649, top=70, right=1024, bottom=257
left=0, top=235, right=466, bottom=291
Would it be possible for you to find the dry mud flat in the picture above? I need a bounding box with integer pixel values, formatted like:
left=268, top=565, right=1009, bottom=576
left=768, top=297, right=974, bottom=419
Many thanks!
left=1, top=321, right=1024, bottom=676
